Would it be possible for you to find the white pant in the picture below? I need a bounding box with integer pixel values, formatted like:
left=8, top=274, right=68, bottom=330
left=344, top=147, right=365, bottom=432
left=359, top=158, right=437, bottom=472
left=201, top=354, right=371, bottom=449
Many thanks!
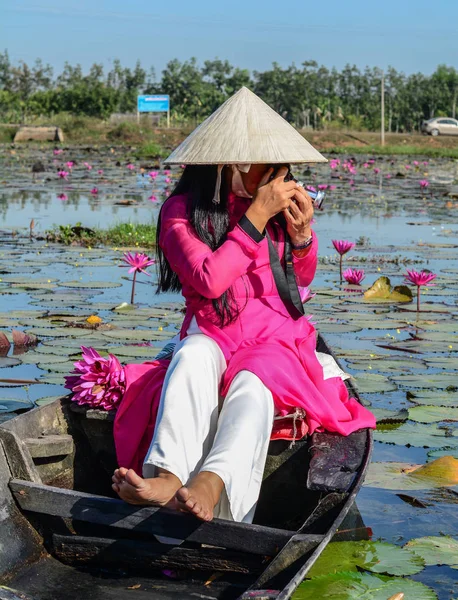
left=143, top=332, right=274, bottom=523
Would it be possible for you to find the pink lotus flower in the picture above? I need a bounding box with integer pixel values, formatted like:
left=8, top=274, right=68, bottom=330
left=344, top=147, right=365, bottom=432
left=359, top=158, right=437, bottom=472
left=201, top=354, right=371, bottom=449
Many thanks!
left=386, top=174, right=392, bottom=179
left=127, top=164, right=135, bottom=170
left=64, top=346, right=125, bottom=411
left=404, top=269, right=437, bottom=312
left=58, top=170, right=69, bottom=180
left=405, top=165, right=411, bottom=170
left=349, top=179, right=355, bottom=186
left=165, top=177, right=172, bottom=184
left=66, top=161, right=74, bottom=169
left=374, top=168, right=380, bottom=174
left=419, top=179, right=429, bottom=189
left=298, top=286, right=315, bottom=303
left=180, top=164, right=186, bottom=169
left=98, top=169, right=104, bottom=175
left=423, top=161, right=429, bottom=166
left=53, top=149, right=63, bottom=155
left=306, top=185, right=317, bottom=193
left=149, top=171, right=158, bottom=179
left=318, top=184, right=328, bottom=190
left=343, top=268, right=365, bottom=285
left=120, top=252, right=156, bottom=304
left=163, top=169, right=171, bottom=175
left=148, top=194, right=158, bottom=202
left=348, top=166, right=357, bottom=175
left=330, top=159, right=340, bottom=170
left=413, top=161, right=419, bottom=167
left=333, top=240, right=355, bottom=255
left=57, top=193, right=68, bottom=201
left=91, top=187, right=98, bottom=195
left=329, top=185, right=337, bottom=190
left=84, top=162, right=92, bottom=170
left=333, top=240, right=356, bottom=284
left=363, top=162, right=370, bottom=168
left=368, top=159, right=375, bottom=165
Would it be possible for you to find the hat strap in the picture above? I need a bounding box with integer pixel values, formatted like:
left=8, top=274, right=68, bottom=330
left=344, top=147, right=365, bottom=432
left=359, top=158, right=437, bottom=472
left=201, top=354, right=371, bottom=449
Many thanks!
left=212, top=165, right=224, bottom=204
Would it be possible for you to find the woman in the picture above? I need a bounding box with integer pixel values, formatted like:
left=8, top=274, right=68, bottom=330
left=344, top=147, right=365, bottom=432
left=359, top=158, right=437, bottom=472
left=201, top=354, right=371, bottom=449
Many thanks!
left=112, top=88, right=375, bottom=524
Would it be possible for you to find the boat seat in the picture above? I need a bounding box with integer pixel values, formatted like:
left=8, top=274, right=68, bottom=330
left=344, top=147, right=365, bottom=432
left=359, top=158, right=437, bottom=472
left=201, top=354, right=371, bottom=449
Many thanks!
left=25, top=434, right=74, bottom=459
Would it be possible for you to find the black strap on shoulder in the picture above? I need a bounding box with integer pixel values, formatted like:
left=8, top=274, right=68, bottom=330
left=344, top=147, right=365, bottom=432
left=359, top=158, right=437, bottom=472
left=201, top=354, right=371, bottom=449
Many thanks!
left=266, top=226, right=305, bottom=321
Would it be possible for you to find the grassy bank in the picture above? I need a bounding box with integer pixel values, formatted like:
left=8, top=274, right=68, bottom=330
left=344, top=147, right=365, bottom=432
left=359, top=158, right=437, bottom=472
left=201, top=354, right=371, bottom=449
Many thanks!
left=45, top=221, right=157, bottom=248
left=2, top=116, right=458, bottom=158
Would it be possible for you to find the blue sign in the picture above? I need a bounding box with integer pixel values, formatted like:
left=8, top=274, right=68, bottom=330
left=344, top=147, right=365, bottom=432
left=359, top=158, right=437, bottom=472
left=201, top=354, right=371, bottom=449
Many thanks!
left=137, top=95, right=170, bottom=113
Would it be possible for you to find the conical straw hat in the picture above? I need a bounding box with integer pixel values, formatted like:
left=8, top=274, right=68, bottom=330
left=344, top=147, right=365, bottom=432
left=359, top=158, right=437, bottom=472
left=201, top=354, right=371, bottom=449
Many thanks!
left=165, top=87, right=327, bottom=165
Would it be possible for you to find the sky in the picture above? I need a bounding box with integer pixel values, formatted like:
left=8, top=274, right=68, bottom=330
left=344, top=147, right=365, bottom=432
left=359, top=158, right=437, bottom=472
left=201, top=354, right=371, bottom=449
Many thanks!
left=2, top=0, right=458, bottom=79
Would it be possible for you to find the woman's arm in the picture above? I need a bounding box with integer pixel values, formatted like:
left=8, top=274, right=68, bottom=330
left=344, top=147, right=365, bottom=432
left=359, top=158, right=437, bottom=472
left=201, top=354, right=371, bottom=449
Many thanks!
left=292, top=230, right=318, bottom=287
left=159, top=196, right=265, bottom=299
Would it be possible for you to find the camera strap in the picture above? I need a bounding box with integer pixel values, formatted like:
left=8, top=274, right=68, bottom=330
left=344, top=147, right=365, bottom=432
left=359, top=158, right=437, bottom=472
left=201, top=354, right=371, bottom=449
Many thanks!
left=266, top=227, right=305, bottom=321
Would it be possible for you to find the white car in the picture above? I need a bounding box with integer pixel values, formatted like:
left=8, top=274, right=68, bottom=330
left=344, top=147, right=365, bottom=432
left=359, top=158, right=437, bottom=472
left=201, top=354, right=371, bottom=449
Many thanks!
left=421, top=117, right=458, bottom=136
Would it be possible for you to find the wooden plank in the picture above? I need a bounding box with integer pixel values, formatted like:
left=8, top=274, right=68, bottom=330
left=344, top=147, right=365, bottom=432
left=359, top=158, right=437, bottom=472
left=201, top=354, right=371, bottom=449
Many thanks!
left=25, top=435, right=74, bottom=459
left=51, top=534, right=264, bottom=574
left=10, top=480, right=323, bottom=556
left=0, top=429, right=41, bottom=483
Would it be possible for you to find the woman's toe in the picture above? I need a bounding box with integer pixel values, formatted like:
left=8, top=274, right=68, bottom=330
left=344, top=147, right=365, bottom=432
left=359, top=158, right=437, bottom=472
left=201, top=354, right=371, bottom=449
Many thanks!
left=112, top=483, right=120, bottom=493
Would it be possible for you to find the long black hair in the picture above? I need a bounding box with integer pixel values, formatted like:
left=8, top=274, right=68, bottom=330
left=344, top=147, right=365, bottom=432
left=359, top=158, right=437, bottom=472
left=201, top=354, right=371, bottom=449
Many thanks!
left=156, top=165, right=242, bottom=327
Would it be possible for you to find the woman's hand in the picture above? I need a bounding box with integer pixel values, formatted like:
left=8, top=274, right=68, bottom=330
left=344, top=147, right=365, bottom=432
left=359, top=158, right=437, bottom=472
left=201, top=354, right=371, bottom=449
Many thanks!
left=245, top=166, right=298, bottom=234
left=283, top=186, right=314, bottom=245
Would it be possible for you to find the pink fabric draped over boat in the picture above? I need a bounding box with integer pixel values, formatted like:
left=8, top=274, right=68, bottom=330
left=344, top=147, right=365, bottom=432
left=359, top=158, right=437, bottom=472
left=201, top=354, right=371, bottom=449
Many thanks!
left=114, top=192, right=375, bottom=473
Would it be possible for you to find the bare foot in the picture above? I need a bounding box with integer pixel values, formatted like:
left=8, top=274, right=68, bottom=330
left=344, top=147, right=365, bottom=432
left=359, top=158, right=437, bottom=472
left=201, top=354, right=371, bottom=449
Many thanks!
left=175, top=471, right=224, bottom=521
left=112, top=467, right=181, bottom=506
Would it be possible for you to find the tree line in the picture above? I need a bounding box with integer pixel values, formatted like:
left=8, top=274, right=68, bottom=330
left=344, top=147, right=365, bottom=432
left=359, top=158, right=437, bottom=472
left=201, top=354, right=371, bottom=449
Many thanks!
left=0, top=50, right=457, bottom=132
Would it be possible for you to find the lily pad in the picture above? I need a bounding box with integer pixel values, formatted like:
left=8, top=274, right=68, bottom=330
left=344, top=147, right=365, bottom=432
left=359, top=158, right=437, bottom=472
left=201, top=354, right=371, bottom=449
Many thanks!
left=374, top=422, right=457, bottom=448
left=365, top=457, right=458, bottom=490
left=57, top=281, right=122, bottom=289
left=352, top=373, right=398, bottom=394
left=100, top=329, right=176, bottom=341
left=391, top=373, right=458, bottom=389
left=294, top=571, right=436, bottom=600
left=405, top=536, right=458, bottom=568
left=409, top=405, right=458, bottom=423
left=427, top=448, right=458, bottom=461
left=25, top=327, right=88, bottom=338
left=34, top=395, right=63, bottom=406
left=0, top=357, right=22, bottom=368
left=0, top=398, right=34, bottom=413
left=307, top=540, right=425, bottom=577
left=364, top=277, right=413, bottom=303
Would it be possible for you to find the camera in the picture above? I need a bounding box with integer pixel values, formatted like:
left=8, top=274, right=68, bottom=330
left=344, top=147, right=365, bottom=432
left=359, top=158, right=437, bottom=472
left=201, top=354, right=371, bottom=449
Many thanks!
left=271, top=167, right=326, bottom=210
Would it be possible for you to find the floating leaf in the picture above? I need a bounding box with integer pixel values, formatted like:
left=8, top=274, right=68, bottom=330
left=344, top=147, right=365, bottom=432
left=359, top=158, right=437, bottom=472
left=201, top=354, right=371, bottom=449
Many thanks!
left=57, top=281, right=122, bottom=289
left=392, top=373, right=458, bottom=389
left=427, top=448, right=458, bottom=461
left=352, top=373, right=398, bottom=394
left=409, top=405, right=458, bottom=423
left=405, top=536, right=458, bottom=568
left=371, top=408, right=409, bottom=424
left=365, top=458, right=458, bottom=490
left=307, top=541, right=425, bottom=578
left=0, top=398, right=34, bottom=413
left=374, top=422, right=457, bottom=448
left=407, top=390, right=458, bottom=407
left=364, top=277, right=413, bottom=303
left=295, top=571, right=436, bottom=600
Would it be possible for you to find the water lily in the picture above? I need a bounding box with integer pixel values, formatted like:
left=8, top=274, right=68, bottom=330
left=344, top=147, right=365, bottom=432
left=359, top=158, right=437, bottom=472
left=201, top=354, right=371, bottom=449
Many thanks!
left=405, top=164, right=411, bottom=170
left=127, top=164, right=135, bottom=170
left=368, top=159, right=375, bottom=165
left=318, top=184, right=328, bottom=190
left=413, top=160, right=419, bottom=167
left=404, top=269, right=437, bottom=312
left=98, top=169, right=104, bottom=175
left=66, top=161, right=74, bottom=170
left=83, top=162, right=92, bottom=170
left=148, top=194, right=158, bottom=202
left=386, top=174, right=392, bottom=179
left=419, top=179, right=429, bottom=190
left=64, top=346, right=125, bottom=411
left=299, top=286, right=315, bottom=303
left=58, top=170, right=69, bottom=180
left=306, top=185, right=317, bottom=193
left=374, top=168, right=380, bottom=175
left=57, top=193, right=68, bottom=201
left=343, top=268, right=365, bottom=285
left=53, top=148, right=63, bottom=155
left=329, top=185, right=337, bottom=190
left=165, top=177, right=172, bottom=184
left=330, top=159, right=340, bottom=170
left=163, top=169, right=171, bottom=176
left=149, top=171, right=158, bottom=179
left=332, top=240, right=356, bottom=283
left=363, top=162, right=370, bottom=168
left=90, top=187, right=98, bottom=195
left=120, top=251, right=156, bottom=304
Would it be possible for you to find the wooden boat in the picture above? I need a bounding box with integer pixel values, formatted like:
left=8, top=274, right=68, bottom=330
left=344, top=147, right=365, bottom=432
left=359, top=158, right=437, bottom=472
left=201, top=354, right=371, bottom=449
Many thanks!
left=0, top=335, right=372, bottom=600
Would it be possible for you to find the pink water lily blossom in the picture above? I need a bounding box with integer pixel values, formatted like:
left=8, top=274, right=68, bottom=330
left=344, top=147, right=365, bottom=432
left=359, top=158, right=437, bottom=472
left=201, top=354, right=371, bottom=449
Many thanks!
left=120, top=252, right=156, bottom=304
left=66, top=161, right=74, bottom=169
left=57, top=193, right=68, bottom=201
left=298, top=286, right=315, bottom=304
left=163, top=169, right=171, bottom=175
left=419, top=179, right=429, bottom=189
left=404, top=269, right=437, bottom=312
left=53, top=148, right=63, bottom=155
left=148, top=194, right=158, bottom=202
left=98, top=169, right=104, bottom=175
left=373, top=168, right=380, bottom=175
left=149, top=171, right=158, bottom=179
left=64, top=346, right=126, bottom=411
left=58, top=170, right=69, bottom=180
left=127, top=164, right=135, bottom=170
left=90, top=187, right=98, bottom=195
left=83, top=162, right=92, bottom=170
left=333, top=240, right=356, bottom=283
left=343, top=268, right=365, bottom=285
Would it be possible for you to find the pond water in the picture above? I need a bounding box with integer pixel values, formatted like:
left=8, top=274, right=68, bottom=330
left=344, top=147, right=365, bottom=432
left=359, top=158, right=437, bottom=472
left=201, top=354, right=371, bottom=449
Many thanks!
left=0, top=145, right=457, bottom=598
